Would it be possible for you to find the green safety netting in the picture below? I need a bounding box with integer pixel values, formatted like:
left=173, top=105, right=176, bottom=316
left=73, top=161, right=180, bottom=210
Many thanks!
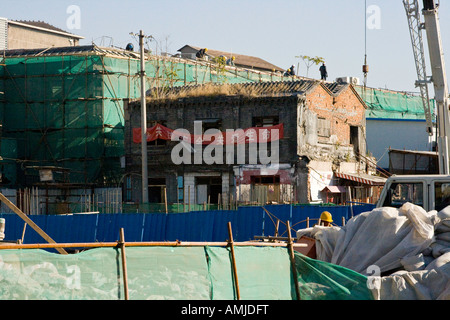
left=0, top=51, right=289, bottom=186
left=0, top=246, right=374, bottom=300
left=355, top=86, right=435, bottom=120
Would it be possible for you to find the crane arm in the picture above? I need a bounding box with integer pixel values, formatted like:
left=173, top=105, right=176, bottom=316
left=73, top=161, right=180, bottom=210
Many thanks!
left=421, top=0, right=450, bottom=174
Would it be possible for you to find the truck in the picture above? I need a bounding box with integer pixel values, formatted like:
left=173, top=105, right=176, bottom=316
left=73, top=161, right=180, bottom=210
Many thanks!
left=377, top=174, right=450, bottom=212
left=377, top=0, right=450, bottom=212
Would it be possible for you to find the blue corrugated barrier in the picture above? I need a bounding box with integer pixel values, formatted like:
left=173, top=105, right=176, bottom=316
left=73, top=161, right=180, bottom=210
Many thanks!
left=0, top=204, right=376, bottom=245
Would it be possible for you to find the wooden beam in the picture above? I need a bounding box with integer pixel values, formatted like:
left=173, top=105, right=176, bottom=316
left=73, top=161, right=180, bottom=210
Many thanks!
left=119, top=228, right=129, bottom=300
left=287, top=221, right=301, bottom=300
left=0, top=241, right=308, bottom=251
left=0, top=193, right=68, bottom=255
left=227, top=222, right=240, bottom=300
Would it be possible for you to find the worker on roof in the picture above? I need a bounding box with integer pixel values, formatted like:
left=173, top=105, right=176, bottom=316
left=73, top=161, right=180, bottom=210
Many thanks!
left=226, top=56, right=236, bottom=66
left=284, top=68, right=292, bottom=76
left=289, top=65, right=296, bottom=76
left=319, top=62, right=328, bottom=81
left=196, top=48, right=208, bottom=59
left=218, top=55, right=227, bottom=64
left=318, top=211, right=333, bottom=227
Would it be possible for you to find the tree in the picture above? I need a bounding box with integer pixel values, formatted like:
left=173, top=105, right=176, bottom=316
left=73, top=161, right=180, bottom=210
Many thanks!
left=296, top=55, right=325, bottom=77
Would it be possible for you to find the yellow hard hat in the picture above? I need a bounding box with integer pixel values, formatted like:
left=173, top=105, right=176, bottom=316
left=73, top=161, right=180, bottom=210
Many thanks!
left=320, top=211, right=333, bottom=223
left=205, top=48, right=208, bottom=52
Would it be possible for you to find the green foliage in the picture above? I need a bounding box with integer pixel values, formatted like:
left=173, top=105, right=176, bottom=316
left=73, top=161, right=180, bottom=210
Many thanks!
left=296, top=55, right=325, bottom=77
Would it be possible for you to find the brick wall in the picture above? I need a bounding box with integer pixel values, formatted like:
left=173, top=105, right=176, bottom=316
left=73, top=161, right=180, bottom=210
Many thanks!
left=306, top=85, right=365, bottom=146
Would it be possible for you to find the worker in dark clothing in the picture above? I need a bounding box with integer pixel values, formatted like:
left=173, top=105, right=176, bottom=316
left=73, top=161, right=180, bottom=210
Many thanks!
left=196, top=48, right=208, bottom=59
left=289, top=65, right=296, bottom=76
left=319, top=63, right=328, bottom=80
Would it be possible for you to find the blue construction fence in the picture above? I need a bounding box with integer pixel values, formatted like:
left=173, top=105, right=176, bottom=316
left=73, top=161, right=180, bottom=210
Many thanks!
left=0, top=203, right=375, bottom=245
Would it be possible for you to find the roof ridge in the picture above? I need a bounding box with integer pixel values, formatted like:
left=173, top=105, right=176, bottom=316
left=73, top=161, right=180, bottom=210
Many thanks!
left=11, top=19, right=76, bottom=36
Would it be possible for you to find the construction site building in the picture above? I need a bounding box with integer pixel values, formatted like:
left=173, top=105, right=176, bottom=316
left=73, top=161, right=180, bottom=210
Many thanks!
left=0, top=45, right=293, bottom=214
left=124, top=80, right=382, bottom=210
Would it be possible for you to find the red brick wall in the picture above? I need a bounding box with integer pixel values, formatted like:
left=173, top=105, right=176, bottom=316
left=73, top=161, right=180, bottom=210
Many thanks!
left=305, top=84, right=365, bottom=146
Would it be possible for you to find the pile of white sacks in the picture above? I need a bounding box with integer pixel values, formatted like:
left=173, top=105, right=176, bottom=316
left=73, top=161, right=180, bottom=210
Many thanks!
left=296, top=203, right=450, bottom=300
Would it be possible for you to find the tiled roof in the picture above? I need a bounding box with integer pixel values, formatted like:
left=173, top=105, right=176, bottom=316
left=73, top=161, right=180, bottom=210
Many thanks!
left=147, top=80, right=350, bottom=100
left=2, top=44, right=141, bottom=58
left=178, top=45, right=285, bottom=72
left=10, top=20, right=84, bottom=38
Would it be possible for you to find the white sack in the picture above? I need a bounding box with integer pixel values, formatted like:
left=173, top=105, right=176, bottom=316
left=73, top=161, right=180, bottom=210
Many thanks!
left=372, top=252, right=450, bottom=300
left=297, top=203, right=436, bottom=275
left=332, top=204, right=435, bottom=275
left=296, top=226, right=342, bottom=262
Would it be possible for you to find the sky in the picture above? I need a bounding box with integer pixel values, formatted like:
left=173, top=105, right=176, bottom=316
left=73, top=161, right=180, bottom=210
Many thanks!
left=2, top=0, right=450, bottom=94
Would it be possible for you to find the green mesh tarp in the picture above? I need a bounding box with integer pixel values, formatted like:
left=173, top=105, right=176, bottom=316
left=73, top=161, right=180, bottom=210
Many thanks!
left=0, top=246, right=374, bottom=300
left=355, top=86, right=435, bottom=120
left=206, top=246, right=294, bottom=300
left=0, top=50, right=292, bottom=186
left=294, top=251, right=374, bottom=300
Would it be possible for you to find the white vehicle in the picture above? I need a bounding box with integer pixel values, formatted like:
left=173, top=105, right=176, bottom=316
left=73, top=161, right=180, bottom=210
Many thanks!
left=377, top=174, right=450, bottom=212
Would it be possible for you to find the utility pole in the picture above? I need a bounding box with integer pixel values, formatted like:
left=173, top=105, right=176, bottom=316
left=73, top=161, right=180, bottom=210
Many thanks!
left=139, top=30, right=149, bottom=203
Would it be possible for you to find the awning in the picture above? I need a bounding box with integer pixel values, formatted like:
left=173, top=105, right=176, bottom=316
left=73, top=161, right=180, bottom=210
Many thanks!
left=321, top=186, right=347, bottom=193
left=335, top=172, right=386, bottom=186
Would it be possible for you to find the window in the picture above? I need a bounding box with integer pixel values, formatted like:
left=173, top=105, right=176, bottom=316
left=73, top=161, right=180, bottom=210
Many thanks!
left=195, top=176, right=222, bottom=204
left=196, top=118, right=222, bottom=133
left=382, top=182, right=424, bottom=208
left=251, top=175, right=281, bottom=204
left=148, top=178, right=166, bottom=203
left=125, top=176, right=132, bottom=202
left=350, top=126, right=360, bottom=158
left=317, top=117, right=331, bottom=137
left=252, top=116, right=279, bottom=128
left=435, top=182, right=450, bottom=212
left=251, top=176, right=280, bottom=184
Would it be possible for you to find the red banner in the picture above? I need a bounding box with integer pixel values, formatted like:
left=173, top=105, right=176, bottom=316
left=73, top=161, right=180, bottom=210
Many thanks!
left=133, top=123, right=284, bottom=145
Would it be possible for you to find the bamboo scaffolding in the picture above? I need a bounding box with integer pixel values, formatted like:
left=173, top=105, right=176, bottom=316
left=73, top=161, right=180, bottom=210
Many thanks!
left=287, top=221, right=301, bottom=300
left=227, top=222, right=240, bottom=300
left=119, top=228, right=129, bottom=300
left=0, top=240, right=308, bottom=251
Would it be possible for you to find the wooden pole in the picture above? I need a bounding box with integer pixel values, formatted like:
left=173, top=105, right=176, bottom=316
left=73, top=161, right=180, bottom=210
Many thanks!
left=0, top=193, right=68, bottom=255
left=119, top=228, right=130, bottom=300
left=0, top=240, right=308, bottom=251
left=274, top=220, right=280, bottom=237
left=21, top=223, right=27, bottom=243
left=287, top=221, right=301, bottom=300
left=227, top=222, right=240, bottom=300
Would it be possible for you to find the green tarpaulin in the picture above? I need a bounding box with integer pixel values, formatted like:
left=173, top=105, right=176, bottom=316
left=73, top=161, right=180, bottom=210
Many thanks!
left=0, top=246, right=374, bottom=300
